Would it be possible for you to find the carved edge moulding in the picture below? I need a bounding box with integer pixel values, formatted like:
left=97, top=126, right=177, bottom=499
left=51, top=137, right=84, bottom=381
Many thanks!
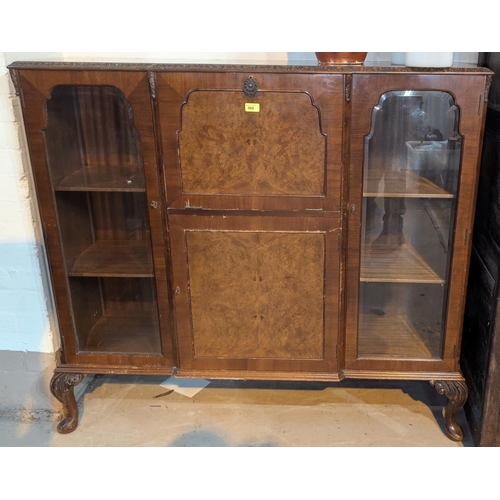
left=7, top=60, right=495, bottom=73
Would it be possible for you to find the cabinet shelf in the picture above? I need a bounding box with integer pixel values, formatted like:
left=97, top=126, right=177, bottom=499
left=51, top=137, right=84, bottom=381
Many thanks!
left=358, top=313, right=439, bottom=359
left=360, top=243, right=444, bottom=284
left=363, top=170, right=454, bottom=199
left=68, top=240, right=154, bottom=278
left=82, top=311, right=160, bottom=354
left=54, top=166, right=145, bottom=192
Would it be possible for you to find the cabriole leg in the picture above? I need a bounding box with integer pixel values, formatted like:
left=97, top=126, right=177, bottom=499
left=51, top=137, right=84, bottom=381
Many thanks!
left=50, top=373, right=86, bottom=434
left=430, top=380, right=468, bottom=442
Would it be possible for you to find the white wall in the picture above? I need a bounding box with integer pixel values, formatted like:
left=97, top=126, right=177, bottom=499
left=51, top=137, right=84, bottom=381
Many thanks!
left=0, top=53, right=57, bottom=354
left=3, top=52, right=291, bottom=65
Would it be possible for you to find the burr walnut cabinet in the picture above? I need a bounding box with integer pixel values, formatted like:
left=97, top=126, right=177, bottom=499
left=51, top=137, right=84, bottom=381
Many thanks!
left=8, top=60, right=493, bottom=441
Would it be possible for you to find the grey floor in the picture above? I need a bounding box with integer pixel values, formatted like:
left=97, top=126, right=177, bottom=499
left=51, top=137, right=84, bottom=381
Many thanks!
left=0, top=375, right=473, bottom=446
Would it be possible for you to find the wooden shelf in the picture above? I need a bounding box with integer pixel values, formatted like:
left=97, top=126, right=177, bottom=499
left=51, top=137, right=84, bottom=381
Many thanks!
left=54, top=166, right=145, bottom=192
left=82, top=312, right=161, bottom=354
left=363, top=170, right=454, bottom=199
left=360, top=243, right=444, bottom=284
left=68, top=240, right=154, bottom=278
left=358, top=313, right=437, bottom=359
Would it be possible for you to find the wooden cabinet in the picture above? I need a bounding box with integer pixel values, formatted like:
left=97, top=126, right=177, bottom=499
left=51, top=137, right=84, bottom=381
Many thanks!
left=9, top=61, right=493, bottom=440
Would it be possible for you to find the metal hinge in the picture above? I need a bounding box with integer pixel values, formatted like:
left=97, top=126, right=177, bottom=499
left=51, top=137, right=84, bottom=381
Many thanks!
left=185, top=201, right=204, bottom=209
left=148, top=72, right=156, bottom=100
left=345, top=74, right=352, bottom=103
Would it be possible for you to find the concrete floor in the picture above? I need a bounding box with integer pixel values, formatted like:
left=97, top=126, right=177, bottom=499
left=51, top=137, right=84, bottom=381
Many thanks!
left=0, top=375, right=473, bottom=446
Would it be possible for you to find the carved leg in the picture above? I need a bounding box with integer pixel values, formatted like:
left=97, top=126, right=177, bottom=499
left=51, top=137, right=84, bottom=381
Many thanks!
left=50, top=373, right=85, bottom=434
left=430, top=380, right=468, bottom=442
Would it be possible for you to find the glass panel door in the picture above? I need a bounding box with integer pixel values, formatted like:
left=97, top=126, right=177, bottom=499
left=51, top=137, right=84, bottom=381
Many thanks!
left=358, top=91, right=461, bottom=359
left=44, top=85, right=161, bottom=355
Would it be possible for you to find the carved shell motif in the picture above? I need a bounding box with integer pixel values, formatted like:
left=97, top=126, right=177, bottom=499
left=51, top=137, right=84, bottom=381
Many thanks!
left=431, top=380, right=468, bottom=405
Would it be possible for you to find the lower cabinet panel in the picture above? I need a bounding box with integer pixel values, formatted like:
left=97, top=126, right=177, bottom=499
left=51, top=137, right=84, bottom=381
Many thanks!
left=169, top=214, right=341, bottom=373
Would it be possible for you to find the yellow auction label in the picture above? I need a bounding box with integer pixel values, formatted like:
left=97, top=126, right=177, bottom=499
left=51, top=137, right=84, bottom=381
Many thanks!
left=245, top=103, right=260, bottom=113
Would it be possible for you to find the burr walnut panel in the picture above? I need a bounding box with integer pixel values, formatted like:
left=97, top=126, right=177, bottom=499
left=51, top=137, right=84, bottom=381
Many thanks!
left=179, top=90, right=326, bottom=196
left=187, top=231, right=325, bottom=359
left=169, top=214, right=340, bottom=373
left=156, top=72, right=344, bottom=212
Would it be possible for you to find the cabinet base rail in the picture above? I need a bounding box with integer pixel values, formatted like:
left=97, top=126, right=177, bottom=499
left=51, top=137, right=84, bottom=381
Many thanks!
left=50, top=368, right=468, bottom=441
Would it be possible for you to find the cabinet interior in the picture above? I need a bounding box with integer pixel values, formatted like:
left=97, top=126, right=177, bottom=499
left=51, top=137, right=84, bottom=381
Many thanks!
left=44, top=84, right=160, bottom=355
left=357, top=90, right=461, bottom=361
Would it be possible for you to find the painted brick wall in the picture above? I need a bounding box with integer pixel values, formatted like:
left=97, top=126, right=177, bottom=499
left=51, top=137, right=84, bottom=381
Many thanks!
left=0, top=53, right=57, bottom=355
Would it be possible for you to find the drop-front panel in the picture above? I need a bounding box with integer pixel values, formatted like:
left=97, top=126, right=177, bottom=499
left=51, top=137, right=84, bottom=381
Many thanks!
left=155, top=72, right=344, bottom=212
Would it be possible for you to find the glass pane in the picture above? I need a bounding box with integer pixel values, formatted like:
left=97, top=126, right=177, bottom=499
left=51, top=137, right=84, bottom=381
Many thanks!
left=358, top=91, right=461, bottom=359
left=45, top=86, right=161, bottom=355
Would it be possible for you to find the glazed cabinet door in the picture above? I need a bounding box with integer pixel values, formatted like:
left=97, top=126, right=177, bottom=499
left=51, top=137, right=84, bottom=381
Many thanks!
left=154, top=71, right=344, bottom=212
left=15, top=70, right=174, bottom=369
left=346, top=74, right=488, bottom=375
left=169, top=214, right=341, bottom=377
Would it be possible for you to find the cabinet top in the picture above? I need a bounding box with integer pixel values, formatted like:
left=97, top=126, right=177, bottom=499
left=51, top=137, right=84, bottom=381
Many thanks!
left=7, top=60, right=494, bottom=75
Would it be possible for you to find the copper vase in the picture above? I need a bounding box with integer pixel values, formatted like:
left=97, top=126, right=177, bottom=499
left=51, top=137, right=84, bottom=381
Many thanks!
left=315, top=52, right=368, bottom=65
